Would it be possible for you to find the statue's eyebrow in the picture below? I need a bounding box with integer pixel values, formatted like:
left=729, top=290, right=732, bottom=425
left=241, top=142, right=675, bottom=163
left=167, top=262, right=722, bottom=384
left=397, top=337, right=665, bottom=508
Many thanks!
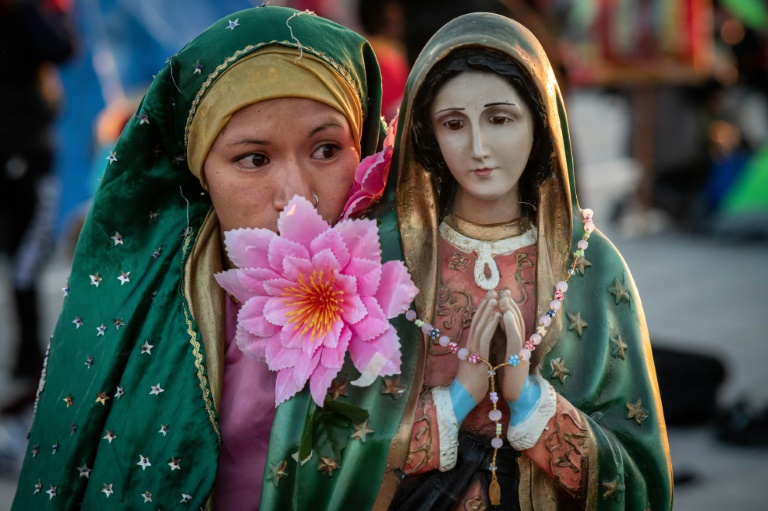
left=434, top=107, right=465, bottom=114
left=484, top=101, right=515, bottom=107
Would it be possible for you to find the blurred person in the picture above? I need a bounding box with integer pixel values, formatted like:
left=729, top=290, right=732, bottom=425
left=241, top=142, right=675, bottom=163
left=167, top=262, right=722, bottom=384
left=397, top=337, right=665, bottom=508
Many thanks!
left=358, top=0, right=409, bottom=119
left=0, top=0, right=76, bottom=410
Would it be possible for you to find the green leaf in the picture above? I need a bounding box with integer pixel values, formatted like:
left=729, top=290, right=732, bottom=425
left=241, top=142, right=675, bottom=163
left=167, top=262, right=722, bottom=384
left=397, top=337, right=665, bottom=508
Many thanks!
left=313, top=409, right=352, bottom=461
left=324, top=398, right=370, bottom=424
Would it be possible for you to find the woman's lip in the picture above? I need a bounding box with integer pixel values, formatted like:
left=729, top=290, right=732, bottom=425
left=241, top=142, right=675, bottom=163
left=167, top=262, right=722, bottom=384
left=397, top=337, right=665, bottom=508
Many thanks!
left=473, top=168, right=493, bottom=176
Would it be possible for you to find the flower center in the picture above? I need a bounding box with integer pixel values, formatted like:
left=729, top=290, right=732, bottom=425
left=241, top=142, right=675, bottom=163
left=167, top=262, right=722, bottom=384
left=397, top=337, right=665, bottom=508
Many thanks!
left=282, top=270, right=345, bottom=340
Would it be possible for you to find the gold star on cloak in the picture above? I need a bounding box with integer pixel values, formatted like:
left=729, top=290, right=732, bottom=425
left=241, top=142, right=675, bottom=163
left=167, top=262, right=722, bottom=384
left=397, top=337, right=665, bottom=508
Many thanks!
left=268, top=460, right=288, bottom=487
left=90, top=273, right=102, bottom=287
left=626, top=400, right=649, bottom=425
left=34, top=480, right=42, bottom=494
left=63, top=395, right=73, bottom=407
left=103, top=430, right=116, bottom=443
left=575, top=256, right=592, bottom=275
left=601, top=477, right=623, bottom=499
left=317, top=457, right=339, bottom=476
left=77, top=463, right=92, bottom=479
left=168, top=457, right=181, bottom=471
left=609, top=278, right=631, bottom=305
left=382, top=377, right=406, bottom=398
left=551, top=357, right=570, bottom=383
left=352, top=421, right=375, bottom=442
left=610, top=334, right=628, bottom=359
left=95, top=392, right=110, bottom=405
left=567, top=312, right=588, bottom=336
left=328, top=378, right=349, bottom=400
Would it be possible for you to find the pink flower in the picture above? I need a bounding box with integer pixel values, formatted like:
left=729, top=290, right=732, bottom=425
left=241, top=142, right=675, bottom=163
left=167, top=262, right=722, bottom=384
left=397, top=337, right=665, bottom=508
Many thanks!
left=340, top=112, right=398, bottom=220
left=215, top=195, right=418, bottom=407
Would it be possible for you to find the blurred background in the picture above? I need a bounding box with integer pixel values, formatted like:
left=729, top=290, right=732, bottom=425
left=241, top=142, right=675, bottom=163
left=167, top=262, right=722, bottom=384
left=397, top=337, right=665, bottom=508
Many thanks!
left=0, top=0, right=766, bottom=508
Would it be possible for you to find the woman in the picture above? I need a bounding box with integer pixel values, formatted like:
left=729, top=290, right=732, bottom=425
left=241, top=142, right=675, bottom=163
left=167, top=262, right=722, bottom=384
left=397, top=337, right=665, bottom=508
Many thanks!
left=12, top=6, right=385, bottom=509
left=382, top=12, right=673, bottom=511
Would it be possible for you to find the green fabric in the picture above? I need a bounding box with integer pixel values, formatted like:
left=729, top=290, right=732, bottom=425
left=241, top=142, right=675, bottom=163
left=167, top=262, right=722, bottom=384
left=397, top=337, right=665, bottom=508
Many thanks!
left=722, top=142, right=768, bottom=212
left=382, top=12, right=671, bottom=511
left=13, top=6, right=383, bottom=510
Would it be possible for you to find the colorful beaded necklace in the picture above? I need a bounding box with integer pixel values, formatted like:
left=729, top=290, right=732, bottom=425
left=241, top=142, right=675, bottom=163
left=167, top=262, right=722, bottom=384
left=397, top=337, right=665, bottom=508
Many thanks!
left=404, top=208, right=595, bottom=505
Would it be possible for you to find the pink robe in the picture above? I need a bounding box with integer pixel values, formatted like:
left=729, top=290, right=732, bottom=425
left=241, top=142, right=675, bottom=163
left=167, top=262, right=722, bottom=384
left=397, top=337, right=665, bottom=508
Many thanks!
left=214, top=298, right=277, bottom=510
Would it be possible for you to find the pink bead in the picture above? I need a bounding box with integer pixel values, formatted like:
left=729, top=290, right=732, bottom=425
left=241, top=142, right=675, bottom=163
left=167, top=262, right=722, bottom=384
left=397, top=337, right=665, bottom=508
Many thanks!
left=491, top=438, right=504, bottom=449
left=549, top=300, right=561, bottom=311
left=405, top=310, right=417, bottom=321
left=529, top=333, right=541, bottom=345
left=449, top=342, right=458, bottom=353
left=577, top=240, right=588, bottom=250
left=539, top=315, right=552, bottom=327
left=489, top=410, right=502, bottom=421
left=421, top=323, right=433, bottom=335
left=438, top=335, right=450, bottom=347
left=520, top=348, right=531, bottom=361
left=582, top=208, right=593, bottom=219
left=556, top=281, right=568, bottom=293
left=585, top=221, right=595, bottom=233
left=457, top=348, right=469, bottom=360
left=489, top=392, right=498, bottom=404
left=525, top=340, right=535, bottom=351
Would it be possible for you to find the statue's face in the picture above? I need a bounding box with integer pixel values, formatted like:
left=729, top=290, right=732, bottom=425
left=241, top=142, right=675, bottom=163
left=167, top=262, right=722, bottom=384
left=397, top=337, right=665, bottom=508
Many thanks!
left=204, top=98, right=359, bottom=234
left=430, top=71, right=534, bottom=208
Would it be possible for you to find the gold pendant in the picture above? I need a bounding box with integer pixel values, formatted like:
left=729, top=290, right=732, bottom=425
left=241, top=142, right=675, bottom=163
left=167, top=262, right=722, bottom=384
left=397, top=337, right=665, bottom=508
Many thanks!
left=489, top=478, right=501, bottom=506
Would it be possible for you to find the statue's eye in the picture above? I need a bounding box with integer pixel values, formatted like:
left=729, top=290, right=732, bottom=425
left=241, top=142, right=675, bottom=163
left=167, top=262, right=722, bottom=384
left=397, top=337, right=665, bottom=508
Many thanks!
left=489, top=115, right=512, bottom=125
left=444, top=119, right=464, bottom=130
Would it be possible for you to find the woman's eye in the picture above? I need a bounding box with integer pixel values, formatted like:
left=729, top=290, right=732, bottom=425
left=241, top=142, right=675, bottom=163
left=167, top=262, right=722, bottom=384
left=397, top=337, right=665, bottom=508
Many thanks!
left=489, top=115, right=512, bottom=125
left=443, top=119, right=464, bottom=130
left=311, top=144, right=340, bottom=160
left=237, top=153, right=270, bottom=168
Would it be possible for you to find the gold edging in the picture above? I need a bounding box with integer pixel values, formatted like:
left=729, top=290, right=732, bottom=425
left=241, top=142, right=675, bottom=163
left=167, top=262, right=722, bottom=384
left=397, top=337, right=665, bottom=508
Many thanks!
left=181, top=232, right=221, bottom=442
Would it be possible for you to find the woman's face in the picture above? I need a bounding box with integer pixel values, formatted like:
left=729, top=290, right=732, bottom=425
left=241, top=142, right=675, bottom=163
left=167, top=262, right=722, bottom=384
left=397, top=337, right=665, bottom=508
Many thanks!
left=430, top=71, right=534, bottom=208
left=204, top=98, right=359, bottom=233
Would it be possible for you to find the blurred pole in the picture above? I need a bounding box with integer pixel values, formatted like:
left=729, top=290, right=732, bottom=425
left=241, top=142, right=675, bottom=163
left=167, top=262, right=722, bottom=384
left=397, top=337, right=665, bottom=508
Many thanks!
left=632, top=86, right=657, bottom=209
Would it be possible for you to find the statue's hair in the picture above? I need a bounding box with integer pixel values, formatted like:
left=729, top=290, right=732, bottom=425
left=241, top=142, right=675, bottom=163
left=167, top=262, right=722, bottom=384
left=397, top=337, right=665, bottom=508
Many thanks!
left=411, top=47, right=554, bottom=221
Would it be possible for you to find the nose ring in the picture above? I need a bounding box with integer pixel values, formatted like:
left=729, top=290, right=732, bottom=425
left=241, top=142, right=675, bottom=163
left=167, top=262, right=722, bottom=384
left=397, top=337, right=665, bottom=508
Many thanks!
left=311, top=193, right=319, bottom=207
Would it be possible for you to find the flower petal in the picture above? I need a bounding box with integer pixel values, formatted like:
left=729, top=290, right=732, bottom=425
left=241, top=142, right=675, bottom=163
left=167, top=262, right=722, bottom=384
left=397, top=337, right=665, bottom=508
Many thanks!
left=320, top=326, right=350, bottom=369
left=306, top=320, right=343, bottom=354
left=349, top=297, right=390, bottom=342
left=277, top=196, right=330, bottom=247
left=265, top=338, right=300, bottom=371
left=224, top=228, right=275, bottom=269
left=262, top=277, right=296, bottom=297
left=214, top=269, right=253, bottom=304
left=280, top=323, right=307, bottom=349
left=282, top=256, right=314, bottom=282
left=240, top=297, right=282, bottom=338
left=340, top=292, right=366, bottom=326
left=309, top=230, right=351, bottom=268
left=311, top=248, right=342, bottom=274
left=263, top=295, right=294, bottom=328
left=344, top=258, right=382, bottom=297
left=291, top=348, right=321, bottom=388
left=309, top=364, right=339, bottom=407
left=275, top=368, right=304, bottom=407
left=375, top=261, right=419, bottom=318
left=268, top=236, right=310, bottom=274
left=237, top=267, right=281, bottom=295
left=349, top=325, right=402, bottom=377
left=235, top=323, right=267, bottom=361
left=334, top=218, right=381, bottom=261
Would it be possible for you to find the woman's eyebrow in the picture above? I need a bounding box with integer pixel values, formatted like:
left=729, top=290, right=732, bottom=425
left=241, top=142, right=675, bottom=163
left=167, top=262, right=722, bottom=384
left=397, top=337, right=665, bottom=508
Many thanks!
left=309, top=120, right=344, bottom=137
left=232, top=138, right=271, bottom=146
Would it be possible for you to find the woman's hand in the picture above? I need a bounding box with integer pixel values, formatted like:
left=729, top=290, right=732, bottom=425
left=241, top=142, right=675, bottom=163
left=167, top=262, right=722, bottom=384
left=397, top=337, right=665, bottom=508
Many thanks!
left=499, top=290, right=529, bottom=402
left=455, top=290, right=500, bottom=405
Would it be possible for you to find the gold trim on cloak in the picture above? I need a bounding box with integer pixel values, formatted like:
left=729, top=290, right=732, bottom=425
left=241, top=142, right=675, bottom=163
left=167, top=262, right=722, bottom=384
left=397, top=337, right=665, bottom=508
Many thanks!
left=183, top=207, right=225, bottom=428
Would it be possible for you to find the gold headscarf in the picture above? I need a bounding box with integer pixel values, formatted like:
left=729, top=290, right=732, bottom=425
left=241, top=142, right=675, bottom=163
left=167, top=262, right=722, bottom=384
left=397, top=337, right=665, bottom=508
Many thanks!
left=187, top=46, right=363, bottom=184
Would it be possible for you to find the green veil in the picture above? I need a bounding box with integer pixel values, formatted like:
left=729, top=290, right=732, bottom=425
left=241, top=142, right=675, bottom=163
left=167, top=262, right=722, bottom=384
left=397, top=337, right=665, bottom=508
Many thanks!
left=13, top=6, right=383, bottom=509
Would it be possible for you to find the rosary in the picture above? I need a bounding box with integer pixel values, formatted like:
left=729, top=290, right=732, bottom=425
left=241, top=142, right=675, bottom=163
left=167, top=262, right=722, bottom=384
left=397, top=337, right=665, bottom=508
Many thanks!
left=404, top=208, right=594, bottom=505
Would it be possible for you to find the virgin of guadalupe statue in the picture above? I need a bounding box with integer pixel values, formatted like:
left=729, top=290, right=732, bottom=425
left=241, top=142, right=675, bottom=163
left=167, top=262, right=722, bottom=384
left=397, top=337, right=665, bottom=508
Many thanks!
left=377, top=12, right=673, bottom=511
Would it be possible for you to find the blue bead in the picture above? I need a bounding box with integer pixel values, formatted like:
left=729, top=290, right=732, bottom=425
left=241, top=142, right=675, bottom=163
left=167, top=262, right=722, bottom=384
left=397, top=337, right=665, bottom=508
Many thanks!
left=546, top=309, right=556, bottom=317
left=429, top=329, right=440, bottom=339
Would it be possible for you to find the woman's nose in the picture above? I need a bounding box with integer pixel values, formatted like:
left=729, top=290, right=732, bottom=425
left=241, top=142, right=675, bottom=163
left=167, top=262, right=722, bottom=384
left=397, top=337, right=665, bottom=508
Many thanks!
left=272, top=160, right=313, bottom=211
